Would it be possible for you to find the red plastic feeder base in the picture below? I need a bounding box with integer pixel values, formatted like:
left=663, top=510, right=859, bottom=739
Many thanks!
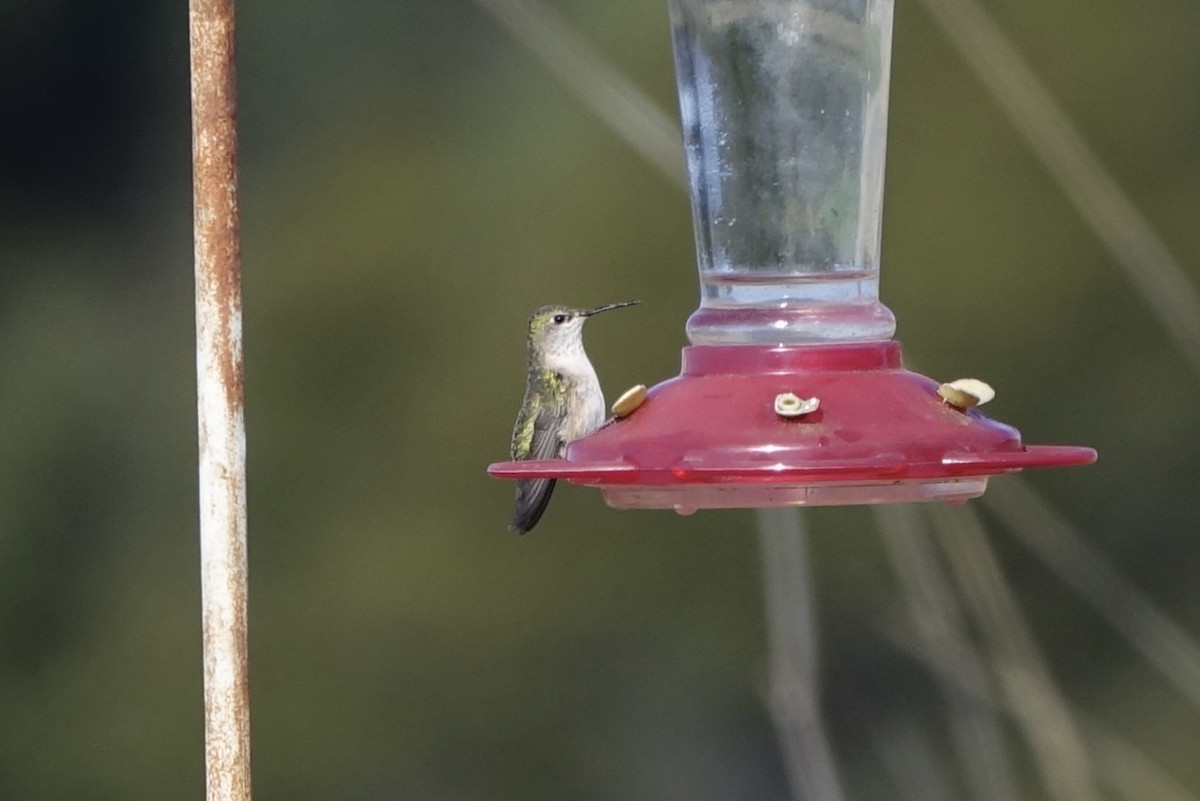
left=488, top=342, right=1096, bottom=513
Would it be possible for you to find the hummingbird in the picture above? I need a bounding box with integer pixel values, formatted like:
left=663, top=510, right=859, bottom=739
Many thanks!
left=508, top=300, right=641, bottom=534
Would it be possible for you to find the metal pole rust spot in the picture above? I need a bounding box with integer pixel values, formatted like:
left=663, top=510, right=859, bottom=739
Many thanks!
left=191, top=0, right=251, bottom=799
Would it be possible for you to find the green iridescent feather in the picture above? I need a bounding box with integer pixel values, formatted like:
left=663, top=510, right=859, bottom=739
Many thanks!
left=509, top=369, right=568, bottom=533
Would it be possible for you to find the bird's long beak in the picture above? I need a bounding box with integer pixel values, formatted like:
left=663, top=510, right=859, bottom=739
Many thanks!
left=581, top=300, right=641, bottom=317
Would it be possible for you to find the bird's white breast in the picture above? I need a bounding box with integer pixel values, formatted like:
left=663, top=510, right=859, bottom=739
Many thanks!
left=544, top=341, right=605, bottom=442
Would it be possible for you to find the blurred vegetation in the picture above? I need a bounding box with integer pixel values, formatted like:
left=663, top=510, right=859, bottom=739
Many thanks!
left=1, top=0, right=1198, bottom=798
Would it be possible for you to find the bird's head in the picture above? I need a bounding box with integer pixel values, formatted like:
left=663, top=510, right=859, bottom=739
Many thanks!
left=526, top=300, right=640, bottom=357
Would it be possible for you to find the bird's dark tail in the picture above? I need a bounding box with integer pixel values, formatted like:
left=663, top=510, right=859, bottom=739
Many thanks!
left=509, top=478, right=557, bottom=534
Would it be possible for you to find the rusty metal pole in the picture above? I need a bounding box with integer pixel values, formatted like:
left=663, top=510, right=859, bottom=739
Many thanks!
left=190, top=0, right=251, bottom=799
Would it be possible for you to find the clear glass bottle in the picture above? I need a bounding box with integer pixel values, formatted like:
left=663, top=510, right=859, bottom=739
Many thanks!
left=670, top=0, right=897, bottom=344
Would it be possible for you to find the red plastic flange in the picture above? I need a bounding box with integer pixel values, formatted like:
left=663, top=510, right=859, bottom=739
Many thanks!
left=488, top=341, right=1096, bottom=512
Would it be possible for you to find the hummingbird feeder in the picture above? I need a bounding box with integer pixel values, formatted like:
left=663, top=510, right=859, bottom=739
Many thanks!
left=489, top=0, right=1095, bottom=513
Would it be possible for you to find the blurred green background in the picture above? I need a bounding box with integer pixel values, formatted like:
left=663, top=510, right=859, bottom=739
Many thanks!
left=2, top=0, right=1198, bottom=798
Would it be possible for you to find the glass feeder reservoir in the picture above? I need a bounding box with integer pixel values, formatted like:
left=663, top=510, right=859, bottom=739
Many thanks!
left=677, top=0, right=895, bottom=346
left=489, top=0, right=1095, bottom=512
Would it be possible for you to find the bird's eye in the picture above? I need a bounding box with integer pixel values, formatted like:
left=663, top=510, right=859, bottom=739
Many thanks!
left=552, top=314, right=567, bottom=324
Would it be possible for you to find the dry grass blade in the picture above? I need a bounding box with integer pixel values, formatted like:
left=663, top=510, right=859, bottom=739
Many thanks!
left=929, top=502, right=1101, bottom=801
left=883, top=619, right=1199, bottom=801
left=985, top=477, right=1200, bottom=711
left=756, top=508, right=847, bottom=801
left=1083, top=720, right=1199, bottom=801
left=876, top=504, right=1022, bottom=801
left=468, top=0, right=686, bottom=189
left=916, top=0, right=1200, bottom=378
